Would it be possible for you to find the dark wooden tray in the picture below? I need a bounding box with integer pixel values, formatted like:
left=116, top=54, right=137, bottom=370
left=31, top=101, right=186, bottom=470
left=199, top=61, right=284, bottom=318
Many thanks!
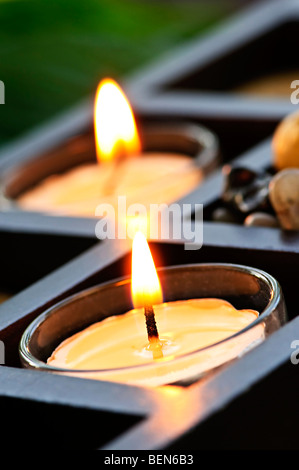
left=0, top=0, right=298, bottom=450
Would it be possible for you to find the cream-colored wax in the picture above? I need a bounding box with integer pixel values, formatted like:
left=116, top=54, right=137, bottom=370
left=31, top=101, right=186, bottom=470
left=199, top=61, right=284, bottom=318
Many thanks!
left=17, top=154, right=201, bottom=217
left=48, top=298, right=264, bottom=387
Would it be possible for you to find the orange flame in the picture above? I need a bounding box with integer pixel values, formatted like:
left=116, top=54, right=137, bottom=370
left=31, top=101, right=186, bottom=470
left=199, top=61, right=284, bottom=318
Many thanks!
left=94, top=78, right=141, bottom=162
left=131, top=232, right=163, bottom=309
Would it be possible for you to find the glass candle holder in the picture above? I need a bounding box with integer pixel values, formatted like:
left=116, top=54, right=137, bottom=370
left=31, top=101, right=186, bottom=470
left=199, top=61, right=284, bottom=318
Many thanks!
left=19, top=263, right=286, bottom=388
left=0, top=123, right=219, bottom=216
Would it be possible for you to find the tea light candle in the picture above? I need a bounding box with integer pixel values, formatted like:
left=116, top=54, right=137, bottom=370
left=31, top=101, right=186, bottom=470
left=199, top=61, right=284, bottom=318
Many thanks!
left=17, top=79, right=202, bottom=218
left=47, top=232, right=265, bottom=387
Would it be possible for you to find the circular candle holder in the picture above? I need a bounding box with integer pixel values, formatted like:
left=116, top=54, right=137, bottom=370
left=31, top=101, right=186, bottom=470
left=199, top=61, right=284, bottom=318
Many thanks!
left=0, top=122, right=219, bottom=211
left=19, top=263, right=286, bottom=388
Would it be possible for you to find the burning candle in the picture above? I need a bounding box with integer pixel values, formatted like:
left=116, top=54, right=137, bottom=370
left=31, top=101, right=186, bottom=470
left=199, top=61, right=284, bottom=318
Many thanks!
left=16, top=79, right=203, bottom=219
left=47, top=232, right=265, bottom=387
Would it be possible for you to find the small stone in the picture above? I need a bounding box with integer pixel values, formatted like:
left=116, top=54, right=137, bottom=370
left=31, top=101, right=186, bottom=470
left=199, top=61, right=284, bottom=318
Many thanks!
left=273, top=110, right=299, bottom=170
left=222, top=165, right=257, bottom=189
left=211, top=207, right=238, bottom=224
left=269, top=169, right=299, bottom=230
left=244, top=212, right=279, bottom=228
left=222, top=165, right=272, bottom=214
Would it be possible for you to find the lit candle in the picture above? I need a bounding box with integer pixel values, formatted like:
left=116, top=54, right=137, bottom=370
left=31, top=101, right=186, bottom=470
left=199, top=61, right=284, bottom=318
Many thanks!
left=47, top=232, right=265, bottom=387
left=17, top=79, right=202, bottom=219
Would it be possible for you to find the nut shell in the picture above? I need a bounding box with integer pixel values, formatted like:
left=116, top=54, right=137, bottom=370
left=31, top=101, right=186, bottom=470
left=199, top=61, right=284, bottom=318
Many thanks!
left=273, top=111, right=299, bottom=170
left=269, top=169, right=299, bottom=230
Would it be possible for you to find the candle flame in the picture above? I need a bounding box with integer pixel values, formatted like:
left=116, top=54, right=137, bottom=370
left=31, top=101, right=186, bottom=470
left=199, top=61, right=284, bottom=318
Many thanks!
left=131, top=232, right=163, bottom=309
left=94, top=78, right=141, bottom=162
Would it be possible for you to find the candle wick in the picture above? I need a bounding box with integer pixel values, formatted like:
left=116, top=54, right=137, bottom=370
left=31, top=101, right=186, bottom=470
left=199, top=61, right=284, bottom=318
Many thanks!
left=144, top=305, right=159, bottom=339
left=102, top=156, right=125, bottom=196
left=144, top=305, right=163, bottom=359
left=101, top=142, right=129, bottom=196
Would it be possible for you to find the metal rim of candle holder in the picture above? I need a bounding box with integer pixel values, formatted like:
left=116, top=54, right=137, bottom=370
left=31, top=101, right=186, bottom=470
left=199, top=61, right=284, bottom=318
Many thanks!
left=19, top=262, right=286, bottom=384
left=0, top=122, right=220, bottom=210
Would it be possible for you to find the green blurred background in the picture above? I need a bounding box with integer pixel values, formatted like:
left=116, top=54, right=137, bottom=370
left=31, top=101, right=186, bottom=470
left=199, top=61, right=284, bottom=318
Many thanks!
left=0, top=0, right=238, bottom=146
